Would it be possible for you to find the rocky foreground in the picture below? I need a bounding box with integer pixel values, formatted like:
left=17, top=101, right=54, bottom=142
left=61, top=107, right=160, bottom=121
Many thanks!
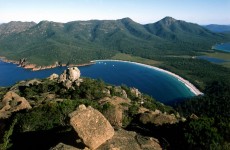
left=0, top=67, right=192, bottom=150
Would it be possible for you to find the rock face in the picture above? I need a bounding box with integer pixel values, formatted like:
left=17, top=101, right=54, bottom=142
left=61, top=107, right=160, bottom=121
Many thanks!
left=130, top=87, right=141, bottom=97
left=51, top=129, right=162, bottom=150
left=25, top=79, right=41, bottom=86
left=98, top=129, right=162, bottom=150
left=0, top=91, right=32, bottom=119
left=59, top=67, right=80, bottom=82
left=0, top=21, right=36, bottom=37
left=19, top=58, right=27, bottom=67
left=48, top=73, right=59, bottom=80
left=113, top=87, right=128, bottom=99
left=99, top=96, right=130, bottom=127
left=58, top=67, right=81, bottom=89
left=69, top=105, right=114, bottom=150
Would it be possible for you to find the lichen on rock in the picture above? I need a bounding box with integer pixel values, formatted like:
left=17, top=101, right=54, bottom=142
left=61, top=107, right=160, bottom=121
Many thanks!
left=0, top=91, right=31, bottom=119
left=69, top=104, right=114, bottom=149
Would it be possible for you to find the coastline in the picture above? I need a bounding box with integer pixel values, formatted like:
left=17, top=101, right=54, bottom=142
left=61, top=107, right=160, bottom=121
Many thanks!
left=93, top=59, right=203, bottom=96
left=0, top=56, right=203, bottom=96
left=0, top=56, right=95, bottom=71
left=212, top=43, right=230, bottom=53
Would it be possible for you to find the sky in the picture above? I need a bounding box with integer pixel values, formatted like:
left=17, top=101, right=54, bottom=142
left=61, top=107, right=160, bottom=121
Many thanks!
left=0, top=0, right=229, bottom=25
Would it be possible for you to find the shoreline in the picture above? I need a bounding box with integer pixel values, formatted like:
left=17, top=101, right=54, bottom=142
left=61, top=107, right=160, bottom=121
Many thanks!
left=93, top=59, right=203, bottom=96
left=0, top=56, right=95, bottom=71
left=0, top=57, right=203, bottom=96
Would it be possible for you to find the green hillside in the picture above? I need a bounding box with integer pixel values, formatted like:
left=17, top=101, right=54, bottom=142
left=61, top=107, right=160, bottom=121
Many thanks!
left=204, top=24, right=230, bottom=33
left=0, top=17, right=229, bottom=66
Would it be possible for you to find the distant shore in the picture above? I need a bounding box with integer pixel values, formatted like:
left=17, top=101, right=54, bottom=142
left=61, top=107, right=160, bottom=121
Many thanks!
left=0, top=56, right=95, bottom=71
left=93, top=59, right=203, bottom=96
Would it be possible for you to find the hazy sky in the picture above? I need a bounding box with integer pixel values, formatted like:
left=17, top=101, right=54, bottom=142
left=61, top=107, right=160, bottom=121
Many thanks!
left=0, top=0, right=229, bottom=24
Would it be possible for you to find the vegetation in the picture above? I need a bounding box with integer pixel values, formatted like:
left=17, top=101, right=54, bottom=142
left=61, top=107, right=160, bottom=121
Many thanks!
left=0, top=17, right=229, bottom=66
left=0, top=17, right=230, bottom=150
left=111, top=53, right=161, bottom=66
left=155, top=57, right=230, bottom=90
left=109, top=52, right=230, bottom=149
left=203, top=24, right=230, bottom=33
left=0, top=77, right=178, bottom=149
left=201, top=52, right=230, bottom=68
left=0, top=119, right=17, bottom=150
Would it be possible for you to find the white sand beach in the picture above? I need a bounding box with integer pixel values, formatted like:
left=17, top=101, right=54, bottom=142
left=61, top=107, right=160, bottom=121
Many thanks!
left=93, top=59, right=203, bottom=96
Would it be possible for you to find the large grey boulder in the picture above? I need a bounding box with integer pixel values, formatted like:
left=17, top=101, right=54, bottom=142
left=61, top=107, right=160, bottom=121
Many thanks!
left=69, top=105, right=114, bottom=150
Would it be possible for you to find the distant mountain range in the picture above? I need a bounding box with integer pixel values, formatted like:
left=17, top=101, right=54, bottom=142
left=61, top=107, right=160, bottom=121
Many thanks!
left=203, top=24, right=230, bottom=33
left=0, top=17, right=229, bottom=66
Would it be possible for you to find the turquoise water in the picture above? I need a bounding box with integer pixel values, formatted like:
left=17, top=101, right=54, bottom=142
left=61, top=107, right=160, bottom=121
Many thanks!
left=0, top=60, right=196, bottom=104
left=213, top=43, right=230, bottom=52
left=197, top=56, right=228, bottom=63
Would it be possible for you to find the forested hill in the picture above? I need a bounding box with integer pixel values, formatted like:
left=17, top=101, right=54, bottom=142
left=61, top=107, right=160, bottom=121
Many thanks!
left=204, top=24, right=230, bottom=33
left=0, top=17, right=228, bottom=66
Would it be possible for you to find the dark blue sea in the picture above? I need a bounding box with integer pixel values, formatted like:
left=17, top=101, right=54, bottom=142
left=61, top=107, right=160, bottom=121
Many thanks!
left=0, top=60, right=195, bottom=104
left=213, top=43, right=230, bottom=52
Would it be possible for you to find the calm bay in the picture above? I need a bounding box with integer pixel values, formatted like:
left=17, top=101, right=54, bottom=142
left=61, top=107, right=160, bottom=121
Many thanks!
left=0, top=60, right=196, bottom=104
left=213, top=43, right=230, bottom=52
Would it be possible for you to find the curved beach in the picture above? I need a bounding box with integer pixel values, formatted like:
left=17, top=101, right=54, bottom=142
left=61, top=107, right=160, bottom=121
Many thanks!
left=93, top=59, right=203, bottom=96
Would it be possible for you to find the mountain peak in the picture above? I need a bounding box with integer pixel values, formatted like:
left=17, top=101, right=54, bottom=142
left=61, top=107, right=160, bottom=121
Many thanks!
left=0, top=21, right=36, bottom=36
left=160, top=16, right=177, bottom=25
left=38, top=20, right=51, bottom=24
left=120, top=17, right=134, bottom=23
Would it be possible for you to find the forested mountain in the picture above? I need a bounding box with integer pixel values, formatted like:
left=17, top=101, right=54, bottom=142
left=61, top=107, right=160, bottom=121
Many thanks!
left=1, top=17, right=230, bottom=150
left=0, top=21, right=36, bottom=38
left=204, top=24, right=230, bottom=33
left=0, top=17, right=228, bottom=65
left=145, top=17, right=220, bottom=42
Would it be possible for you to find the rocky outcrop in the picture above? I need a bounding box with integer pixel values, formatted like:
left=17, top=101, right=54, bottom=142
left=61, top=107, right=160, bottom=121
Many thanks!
left=69, top=105, right=114, bottom=149
left=49, top=73, right=59, bottom=80
left=23, top=64, right=36, bottom=69
left=190, top=113, right=198, bottom=120
left=25, top=79, right=41, bottom=86
left=59, top=67, right=80, bottom=82
left=19, top=58, right=27, bottom=67
left=98, top=129, right=162, bottom=150
left=47, top=67, right=82, bottom=88
left=51, top=129, right=162, bottom=150
left=130, top=87, right=141, bottom=97
left=113, top=87, right=128, bottom=99
left=0, top=21, right=36, bottom=37
left=58, top=67, right=81, bottom=89
left=139, top=110, right=178, bottom=125
left=0, top=91, right=31, bottom=119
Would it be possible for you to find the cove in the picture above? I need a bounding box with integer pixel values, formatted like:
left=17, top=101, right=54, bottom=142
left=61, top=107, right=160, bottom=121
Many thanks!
left=213, top=43, right=230, bottom=53
left=196, top=56, right=228, bottom=63
left=0, top=60, right=198, bottom=104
